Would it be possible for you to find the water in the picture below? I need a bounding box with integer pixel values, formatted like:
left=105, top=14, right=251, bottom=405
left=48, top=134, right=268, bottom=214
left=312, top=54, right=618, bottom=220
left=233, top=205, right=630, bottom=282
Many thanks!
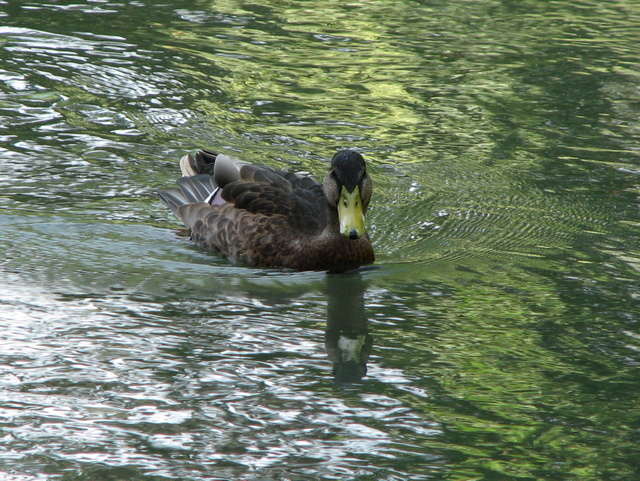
left=1, top=1, right=638, bottom=480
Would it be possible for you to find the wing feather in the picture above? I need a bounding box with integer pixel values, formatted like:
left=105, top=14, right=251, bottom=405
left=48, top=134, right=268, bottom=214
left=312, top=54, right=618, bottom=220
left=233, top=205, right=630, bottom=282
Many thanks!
left=160, top=151, right=327, bottom=246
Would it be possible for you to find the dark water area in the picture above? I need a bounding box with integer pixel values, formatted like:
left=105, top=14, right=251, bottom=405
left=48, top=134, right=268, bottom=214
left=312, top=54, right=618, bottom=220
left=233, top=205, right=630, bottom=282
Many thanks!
left=0, top=1, right=638, bottom=480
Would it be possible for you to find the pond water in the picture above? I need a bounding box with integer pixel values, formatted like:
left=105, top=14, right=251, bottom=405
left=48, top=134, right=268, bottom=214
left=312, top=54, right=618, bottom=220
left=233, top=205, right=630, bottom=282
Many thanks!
left=1, top=1, right=639, bottom=480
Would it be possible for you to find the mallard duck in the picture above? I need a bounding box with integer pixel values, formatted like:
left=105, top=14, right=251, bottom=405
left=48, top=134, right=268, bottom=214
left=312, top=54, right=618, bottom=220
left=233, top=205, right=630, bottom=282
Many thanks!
left=158, top=149, right=374, bottom=272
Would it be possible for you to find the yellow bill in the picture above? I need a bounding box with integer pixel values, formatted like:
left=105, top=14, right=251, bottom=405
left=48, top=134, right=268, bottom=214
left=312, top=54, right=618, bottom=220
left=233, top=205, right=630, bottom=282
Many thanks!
left=338, top=186, right=366, bottom=239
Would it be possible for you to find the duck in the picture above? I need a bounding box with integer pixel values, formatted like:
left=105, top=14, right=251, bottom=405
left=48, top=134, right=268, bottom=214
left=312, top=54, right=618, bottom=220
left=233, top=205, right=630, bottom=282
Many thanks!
left=157, top=149, right=375, bottom=272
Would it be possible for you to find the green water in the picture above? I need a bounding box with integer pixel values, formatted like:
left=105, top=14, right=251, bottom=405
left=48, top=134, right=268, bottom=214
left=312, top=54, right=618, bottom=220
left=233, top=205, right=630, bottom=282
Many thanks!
left=1, top=1, right=638, bottom=480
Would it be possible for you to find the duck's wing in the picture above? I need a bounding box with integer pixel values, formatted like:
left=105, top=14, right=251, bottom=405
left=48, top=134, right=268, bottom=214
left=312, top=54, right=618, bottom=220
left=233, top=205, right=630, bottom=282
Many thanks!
left=158, top=151, right=326, bottom=235
left=221, top=163, right=326, bottom=235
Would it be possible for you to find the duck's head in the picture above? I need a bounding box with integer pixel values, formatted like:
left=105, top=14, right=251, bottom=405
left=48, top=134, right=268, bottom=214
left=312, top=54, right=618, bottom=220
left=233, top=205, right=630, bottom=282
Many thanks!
left=324, top=150, right=372, bottom=240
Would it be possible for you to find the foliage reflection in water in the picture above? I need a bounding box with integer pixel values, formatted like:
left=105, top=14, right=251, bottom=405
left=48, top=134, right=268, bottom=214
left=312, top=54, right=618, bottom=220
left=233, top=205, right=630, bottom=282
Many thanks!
left=0, top=0, right=639, bottom=480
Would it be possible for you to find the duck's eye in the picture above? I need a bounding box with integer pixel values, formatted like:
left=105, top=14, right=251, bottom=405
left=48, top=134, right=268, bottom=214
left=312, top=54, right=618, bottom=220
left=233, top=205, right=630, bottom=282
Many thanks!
left=343, top=199, right=348, bottom=207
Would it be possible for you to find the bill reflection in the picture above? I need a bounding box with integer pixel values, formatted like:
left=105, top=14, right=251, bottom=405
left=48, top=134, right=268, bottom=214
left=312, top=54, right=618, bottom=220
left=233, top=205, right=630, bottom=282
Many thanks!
left=324, top=273, right=372, bottom=384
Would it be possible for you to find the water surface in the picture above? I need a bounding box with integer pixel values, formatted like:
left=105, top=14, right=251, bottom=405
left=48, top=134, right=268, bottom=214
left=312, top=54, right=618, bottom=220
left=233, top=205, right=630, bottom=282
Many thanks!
left=1, top=1, right=638, bottom=480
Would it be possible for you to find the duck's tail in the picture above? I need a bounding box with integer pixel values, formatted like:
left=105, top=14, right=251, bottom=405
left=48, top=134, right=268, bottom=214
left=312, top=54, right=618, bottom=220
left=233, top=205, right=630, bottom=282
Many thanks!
left=157, top=151, right=218, bottom=214
left=178, top=149, right=217, bottom=176
left=157, top=174, right=218, bottom=214
left=157, top=150, right=248, bottom=214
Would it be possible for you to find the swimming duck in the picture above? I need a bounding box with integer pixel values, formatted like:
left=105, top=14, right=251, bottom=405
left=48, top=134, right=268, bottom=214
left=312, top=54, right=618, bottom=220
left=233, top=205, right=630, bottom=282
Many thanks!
left=158, top=149, right=374, bottom=272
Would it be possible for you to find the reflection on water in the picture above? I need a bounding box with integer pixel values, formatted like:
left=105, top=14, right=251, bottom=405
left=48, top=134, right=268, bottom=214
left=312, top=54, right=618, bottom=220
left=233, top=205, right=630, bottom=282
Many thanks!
left=325, top=273, right=373, bottom=383
left=1, top=0, right=639, bottom=480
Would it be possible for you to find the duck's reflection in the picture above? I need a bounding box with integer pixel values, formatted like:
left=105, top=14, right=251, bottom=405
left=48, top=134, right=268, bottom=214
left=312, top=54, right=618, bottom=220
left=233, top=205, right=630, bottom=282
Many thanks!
left=143, top=264, right=374, bottom=383
left=324, top=273, right=372, bottom=383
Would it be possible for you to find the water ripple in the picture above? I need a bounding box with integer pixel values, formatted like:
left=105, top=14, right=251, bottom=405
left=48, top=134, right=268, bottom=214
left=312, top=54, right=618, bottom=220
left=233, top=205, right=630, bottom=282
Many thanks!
left=1, top=1, right=639, bottom=480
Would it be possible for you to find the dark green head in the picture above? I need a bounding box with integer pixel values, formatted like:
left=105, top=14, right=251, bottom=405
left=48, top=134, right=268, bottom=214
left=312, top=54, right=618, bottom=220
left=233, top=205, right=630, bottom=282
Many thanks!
left=324, top=150, right=372, bottom=239
left=330, top=150, right=367, bottom=192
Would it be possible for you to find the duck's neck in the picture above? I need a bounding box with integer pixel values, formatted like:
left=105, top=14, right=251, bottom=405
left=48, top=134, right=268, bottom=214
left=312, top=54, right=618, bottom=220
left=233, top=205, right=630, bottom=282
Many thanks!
left=323, top=203, right=342, bottom=237
left=288, top=204, right=372, bottom=271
